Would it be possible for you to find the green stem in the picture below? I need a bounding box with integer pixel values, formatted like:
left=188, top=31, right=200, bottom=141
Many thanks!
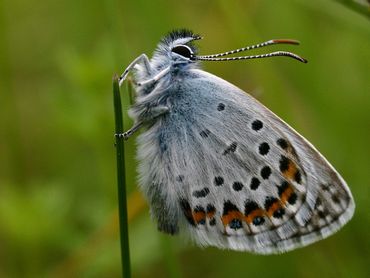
left=113, top=75, right=131, bottom=278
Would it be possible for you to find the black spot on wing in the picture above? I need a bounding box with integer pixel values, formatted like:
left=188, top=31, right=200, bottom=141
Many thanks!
left=260, top=166, right=271, bottom=179
left=253, top=216, right=265, bottom=226
left=258, top=142, right=270, bottom=155
left=318, top=210, right=328, bottom=219
left=223, top=200, right=239, bottom=215
left=244, top=200, right=259, bottom=216
left=217, top=103, right=225, bottom=111
left=232, top=181, right=244, bottom=191
left=214, top=176, right=224, bottom=186
left=279, top=156, right=290, bottom=172
left=294, top=170, right=302, bottom=184
left=250, top=177, right=260, bottom=190
left=331, top=194, right=341, bottom=204
left=273, top=208, right=285, bottom=219
left=277, top=138, right=288, bottom=150
left=223, top=142, right=237, bottom=155
left=277, top=181, right=289, bottom=196
left=288, top=192, right=298, bottom=205
left=321, top=184, right=330, bottom=191
left=251, top=120, right=263, bottom=131
left=229, top=219, right=243, bottom=230
left=192, top=187, right=210, bottom=198
left=194, top=205, right=206, bottom=212
left=314, top=198, right=322, bottom=209
left=180, top=199, right=195, bottom=226
left=206, top=204, right=216, bottom=214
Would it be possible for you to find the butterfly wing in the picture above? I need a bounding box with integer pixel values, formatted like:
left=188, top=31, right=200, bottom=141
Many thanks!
left=136, top=69, right=355, bottom=254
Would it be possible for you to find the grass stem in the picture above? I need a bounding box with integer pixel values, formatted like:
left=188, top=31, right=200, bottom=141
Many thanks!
left=113, top=74, right=131, bottom=278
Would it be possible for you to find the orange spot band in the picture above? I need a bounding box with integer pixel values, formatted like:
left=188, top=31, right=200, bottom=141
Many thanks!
left=244, top=209, right=265, bottom=224
left=222, top=210, right=244, bottom=226
left=266, top=201, right=281, bottom=217
left=280, top=186, right=294, bottom=205
left=193, top=211, right=206, bottom=223
left=283, top=161, right=298, bottom=180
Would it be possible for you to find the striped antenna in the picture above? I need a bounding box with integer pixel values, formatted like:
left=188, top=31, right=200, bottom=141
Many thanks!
left=194, top=51, right=307, bottom=63
left=198, top=39, right=300, bottom=58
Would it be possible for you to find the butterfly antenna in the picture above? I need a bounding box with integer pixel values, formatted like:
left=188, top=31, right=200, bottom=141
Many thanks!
left=194, top=51, right=307, bottom=63
left=198, top=39, right=300, bottom=58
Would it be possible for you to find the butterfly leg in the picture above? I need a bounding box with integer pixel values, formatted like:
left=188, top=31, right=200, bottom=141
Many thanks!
left=116, top=106, right=170, bottom=140
left=136, top=66, right=171, bottom=87
left=119, top=54, right=152, bottom=86
left=116, top=122, right=143, bottom=140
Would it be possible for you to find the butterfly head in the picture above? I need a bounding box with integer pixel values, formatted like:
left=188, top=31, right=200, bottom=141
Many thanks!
left=152, top=29, right=202, bottom=70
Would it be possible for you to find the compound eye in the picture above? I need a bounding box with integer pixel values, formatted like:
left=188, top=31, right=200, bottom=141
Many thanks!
left=171, top=45, right=193, bottom=58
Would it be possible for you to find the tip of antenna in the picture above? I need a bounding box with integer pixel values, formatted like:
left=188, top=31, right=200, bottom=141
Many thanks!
left=300, top=57, right=308, bottom=63
left=272, top=39, right=300, bottom=45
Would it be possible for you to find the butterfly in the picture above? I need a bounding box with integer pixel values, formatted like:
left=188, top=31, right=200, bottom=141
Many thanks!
left=117, top=29, right=355, bottom=254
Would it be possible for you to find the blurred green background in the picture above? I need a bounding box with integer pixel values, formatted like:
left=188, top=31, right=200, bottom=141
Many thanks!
left=0, top=0, right=369, bottom=277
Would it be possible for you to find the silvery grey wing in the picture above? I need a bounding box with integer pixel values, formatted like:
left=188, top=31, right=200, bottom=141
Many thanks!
left=136, top=69, right=354, bottom=254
